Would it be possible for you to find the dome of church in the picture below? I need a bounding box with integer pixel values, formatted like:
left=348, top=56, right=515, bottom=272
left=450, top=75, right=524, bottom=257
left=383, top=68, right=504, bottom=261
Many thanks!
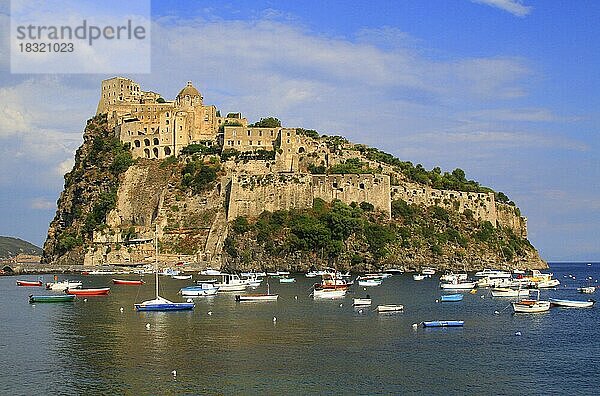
left=177, top=81, right=201, bottom=98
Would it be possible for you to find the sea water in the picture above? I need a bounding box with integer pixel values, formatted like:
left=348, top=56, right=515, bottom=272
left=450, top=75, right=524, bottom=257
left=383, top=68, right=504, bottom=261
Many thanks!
left=0, top=263, right=598, bottom=395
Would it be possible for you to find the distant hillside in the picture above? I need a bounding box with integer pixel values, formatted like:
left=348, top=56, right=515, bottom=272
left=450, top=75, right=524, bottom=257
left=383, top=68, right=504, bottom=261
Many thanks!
left=0, top=236, right=42, bottom=259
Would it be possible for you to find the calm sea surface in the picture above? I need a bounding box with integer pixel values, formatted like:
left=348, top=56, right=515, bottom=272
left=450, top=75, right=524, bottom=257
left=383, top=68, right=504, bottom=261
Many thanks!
left=1, top=263, right=598, bottom=395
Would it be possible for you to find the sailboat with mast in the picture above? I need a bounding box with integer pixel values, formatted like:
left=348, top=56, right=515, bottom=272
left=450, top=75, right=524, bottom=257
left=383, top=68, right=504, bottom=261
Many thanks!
left=134, top=227, right=195, bottom=311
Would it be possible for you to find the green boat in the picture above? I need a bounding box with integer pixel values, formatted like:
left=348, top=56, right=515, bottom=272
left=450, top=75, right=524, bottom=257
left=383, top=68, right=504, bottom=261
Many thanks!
left=29, top=294, right=76, bottom=303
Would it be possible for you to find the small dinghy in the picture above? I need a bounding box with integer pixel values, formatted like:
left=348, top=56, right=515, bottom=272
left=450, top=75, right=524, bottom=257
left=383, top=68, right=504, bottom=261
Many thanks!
left=491, top=288, right=530, bottom=298
left=578, top=286, right=595, bottom=294
left=413, top=274, right=427, bottom=281
left=172, top=275, right=192, bottom=280
left=549, top=298, right=595, bottom=308
left=279, top=277, right=296, bottom=283
left=29, top=294, right=75, bottom=303
left=46, top=281, right=83, bottom=291
left=440, top=294, right=463, bottom=302
left=353, top=296, right=372, bottom=306
left=16, top=280, right=43, bottom=287
left=180, top=283, right=218, bottom=297
left=375, top=304, right=404, bottom=312
left=235, top=294, right=279, bottom=302
left=66, top=287, right=110, bottom=296
left=112, top=279, right=145, bottom=285
left=422, top=320, right=464, bottom=327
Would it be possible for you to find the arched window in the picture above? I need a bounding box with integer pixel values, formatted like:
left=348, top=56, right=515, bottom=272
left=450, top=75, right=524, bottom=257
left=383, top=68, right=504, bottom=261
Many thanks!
left=144, top=148, right=150, bottom=158
left=153, top=148, right=159, bottom=158
left=144, top=139, right=150, bottom=146
left=164, top=147, right=171, bottom=156
left=298, top=147, right=305, bottom=154
left=153, top=138, right=159, bottom=145
left=134, top=140, right=141, bottom=148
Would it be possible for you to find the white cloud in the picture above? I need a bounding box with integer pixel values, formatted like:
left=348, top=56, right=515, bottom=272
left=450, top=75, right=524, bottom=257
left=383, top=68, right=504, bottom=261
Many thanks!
left=30, top=197, right=55, bottom=210
left=472, top=0, right=532, bottom=17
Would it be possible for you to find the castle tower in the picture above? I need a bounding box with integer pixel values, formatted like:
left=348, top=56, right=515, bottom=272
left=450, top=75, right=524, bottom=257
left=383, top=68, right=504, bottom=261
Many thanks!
left=176, top=81, right=203, bottom=109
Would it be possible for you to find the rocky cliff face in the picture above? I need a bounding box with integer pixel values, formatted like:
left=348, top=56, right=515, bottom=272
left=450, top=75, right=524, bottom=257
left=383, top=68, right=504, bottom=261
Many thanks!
left=43, top=115, right=546, bottom=271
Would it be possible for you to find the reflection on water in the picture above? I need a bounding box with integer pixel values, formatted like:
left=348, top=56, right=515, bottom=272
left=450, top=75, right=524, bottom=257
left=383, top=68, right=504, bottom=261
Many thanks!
left=1, top=264, right=599, bottom=394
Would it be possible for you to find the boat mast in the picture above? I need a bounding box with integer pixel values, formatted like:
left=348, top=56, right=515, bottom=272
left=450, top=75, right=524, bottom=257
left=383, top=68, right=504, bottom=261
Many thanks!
left=155, top=225, right=159, bottom=299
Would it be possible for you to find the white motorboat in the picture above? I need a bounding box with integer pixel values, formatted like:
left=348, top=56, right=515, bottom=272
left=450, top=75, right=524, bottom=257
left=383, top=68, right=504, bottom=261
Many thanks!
left=491, top=288, right=530, bottom=298
left=200, top=268, right=222, bottom=276
left=306, top=270, right=326, bottom=278
left=440, top=281, right=476, bottom=290
left=312, top=288, right=346, bottom=299
left=549, top=298, right=595, bottom=308
left=358, top=279, right=382, bottom=286
left=213, top=273, right=252, bottom=291
left=376, top=304, right=404, bottom=312
left=45, top=281, right=83, bottom=291
left=353, top=297, right=372, bottom=306
left=578, top=286, right=596, bottom=294
left=384, top=268, right=404, bottom=274
left=440, top=272, right=467, bottom=282
left=474, top=269, right=511, bottom=279
left=413, top=274, right=427, bottom=281
left=422, top=268, right=435, bottom=275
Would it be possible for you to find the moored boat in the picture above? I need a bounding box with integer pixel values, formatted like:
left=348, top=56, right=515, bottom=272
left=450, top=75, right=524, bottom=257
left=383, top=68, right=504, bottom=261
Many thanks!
left=474, top=269, right=511, bottom=279
left=313, top=288, right=347, bottom=299
left=512, top=299, right=551, bottom=313
left=413, top=274, right=427, bottom=281
left=440, top=281, right=476, bottom=290
left=29, top=294, right=75, bottom=303
left=180, top=283, right=218, bottom=296
left=235, top=293, right=279, bottom=301
left=353, top=297, right=372, bottom=306
left=357, top=278, right=383, bottom=287
left=422, top=320, right=464, bottom=327
left=440, top=294, right=463, bottom=302
left=376, top=304, right=404, bottom=312
left=279, top=277, right=296, bottom=283
left=549, top=298, right=595, bottom=308
left=46, top=281, right=83, bottom=291
left=16, top=280, right=43, bottom=287
left=578, top=286, right=596, bottom=294
left=66, top=287, right=110, bottom=296
left=112, top=279, right=145, bottom=285
left=172, top=275, right=192, bottom=280
left=491, top=288, right=530, bottom=298
left=422, top=267, right=435, bottom=275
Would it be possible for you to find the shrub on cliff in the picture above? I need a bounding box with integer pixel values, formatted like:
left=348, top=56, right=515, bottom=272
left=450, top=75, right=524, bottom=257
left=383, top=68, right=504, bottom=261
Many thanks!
left=181, top=160, right=221, bottom=194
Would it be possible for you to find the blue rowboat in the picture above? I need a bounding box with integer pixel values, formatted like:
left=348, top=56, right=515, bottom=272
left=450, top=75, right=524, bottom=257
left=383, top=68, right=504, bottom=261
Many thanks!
left=440, top=294, right=463, bottom=302
left=422, top=320, right=464, bottom=327
left=135, top=298, right=195, bottom=311
left=29, top=294, right=75, bottom=303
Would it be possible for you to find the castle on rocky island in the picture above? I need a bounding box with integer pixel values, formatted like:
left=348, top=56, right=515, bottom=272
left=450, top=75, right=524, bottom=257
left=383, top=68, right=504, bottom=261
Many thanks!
left=70, top=77, right=531, bottom=267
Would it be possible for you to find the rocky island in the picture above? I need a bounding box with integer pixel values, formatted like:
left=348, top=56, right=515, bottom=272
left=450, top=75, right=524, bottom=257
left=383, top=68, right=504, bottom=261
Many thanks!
left=42, top=77, right=546, bottom=272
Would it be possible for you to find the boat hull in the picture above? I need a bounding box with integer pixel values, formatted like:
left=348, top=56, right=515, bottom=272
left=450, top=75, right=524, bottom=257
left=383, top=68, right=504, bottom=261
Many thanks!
left=112, top=279, right=144, bottom=285
left=172, top=275, right=192, bottom=280
left=549, top=298, right=594, bottom=308
left=353, top=298, right=372, bottom=306
left=440, top=282, right=476, bottom=289
left=135, top=303, right=195, bottom=311
left=491, top=288, right=530, bottom=297
left=29, top=294, right=75, bottom=303
left=512, top=300, right=550, bottom=313
left=16, top=280, right=42, bottom=287
left=235, top=294, right=279, bottom=301
left=66, top=288, right=110, bottom=296
left=313, top=289, right=346, bottom=299
left=440, top=294, right=463, bottom=302
left=422, top=320, right=464, bottom=327
left=376, top=305, right=403, bottom=312
left=180, top=286, right=218, bottom=296
left=46, top=281, right=83, bottom=291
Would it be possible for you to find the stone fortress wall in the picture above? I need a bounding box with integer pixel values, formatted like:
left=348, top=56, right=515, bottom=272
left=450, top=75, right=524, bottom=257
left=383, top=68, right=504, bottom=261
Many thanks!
left=97, top=76, right=527, bottom=243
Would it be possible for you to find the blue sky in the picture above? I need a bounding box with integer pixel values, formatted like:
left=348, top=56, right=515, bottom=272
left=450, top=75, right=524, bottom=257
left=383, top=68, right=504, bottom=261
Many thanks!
left=1, top=0, right=599, bottom=261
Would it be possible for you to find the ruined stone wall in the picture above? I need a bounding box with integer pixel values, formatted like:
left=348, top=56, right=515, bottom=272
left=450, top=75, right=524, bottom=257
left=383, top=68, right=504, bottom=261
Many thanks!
left=227, top=173, right=313, bottom=219
left=496, top=203, right=527, bottom=238
left=312, top=174, right=391, bottom=217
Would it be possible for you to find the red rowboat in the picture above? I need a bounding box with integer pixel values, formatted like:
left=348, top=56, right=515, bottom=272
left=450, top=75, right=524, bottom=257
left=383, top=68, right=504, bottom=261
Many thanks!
left=16, top=280, right=43, bottom=287
left=112, top=279, right=145, bottom=285
left=66, top=287, right=110, bottom=296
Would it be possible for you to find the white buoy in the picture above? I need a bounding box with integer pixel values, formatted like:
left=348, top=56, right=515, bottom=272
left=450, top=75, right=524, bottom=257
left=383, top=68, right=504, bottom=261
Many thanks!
left=358, top=309, right=363, bottom=314
left=273, top=316, right=277, bottom=323
left=84, top=298, right=88, bottom=302
left=146, top=323, right=151, bottom=330
left=339, top=303, right=343, bottom=307
left=412, top=323, right=418, bottom=329
left=207, top=311, right=212, bottom=316
left=480, top=295, right=485, bottom=299
left=120, top=307, right=124, bottom=313
left=515, top=331, right=522, bottom=336
left=294, top=295, right=298, bottom=300
left=186, top=298, right=193, bottom=303
left=363, top=287, right=367, bottom=291
left=435, top=299, right=439, bottom=303
left=171, top=370, right=177, bottom=377
left=494, top=310, right=500, bottom=315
